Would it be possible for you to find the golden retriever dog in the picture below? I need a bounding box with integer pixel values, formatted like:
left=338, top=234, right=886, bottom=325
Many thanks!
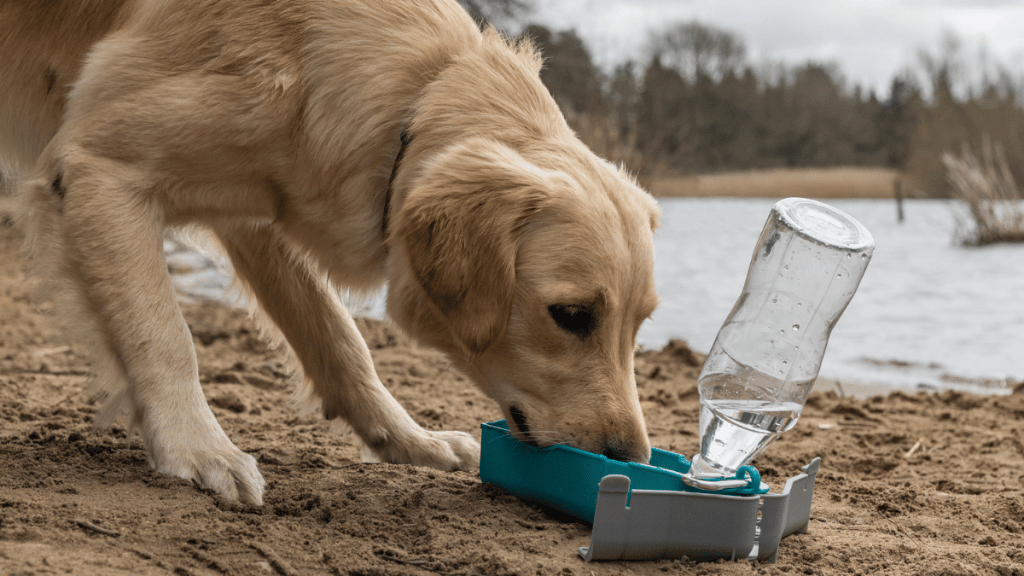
left=0, top=0, right=660, bottom=504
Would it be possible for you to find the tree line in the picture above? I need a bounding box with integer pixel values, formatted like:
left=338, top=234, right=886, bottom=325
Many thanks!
left=522, top=22, right=1024, bottom=198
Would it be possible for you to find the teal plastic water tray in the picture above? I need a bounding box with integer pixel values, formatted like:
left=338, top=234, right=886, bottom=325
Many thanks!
left=479, top=420, right=820, bottom=562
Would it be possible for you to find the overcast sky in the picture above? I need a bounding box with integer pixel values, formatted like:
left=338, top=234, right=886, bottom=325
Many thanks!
left=526, top=0, right=1024, bottom=96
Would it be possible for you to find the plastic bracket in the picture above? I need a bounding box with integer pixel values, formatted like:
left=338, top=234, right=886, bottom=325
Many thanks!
left=579, top=457, right=821, bottom=563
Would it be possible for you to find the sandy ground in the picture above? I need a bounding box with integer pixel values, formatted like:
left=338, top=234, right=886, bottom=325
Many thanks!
left=1, top=206, right=1023, bottom=576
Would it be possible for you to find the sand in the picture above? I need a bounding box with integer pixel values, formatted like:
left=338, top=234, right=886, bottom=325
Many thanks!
left=1, top=209, right=1023, bottom=576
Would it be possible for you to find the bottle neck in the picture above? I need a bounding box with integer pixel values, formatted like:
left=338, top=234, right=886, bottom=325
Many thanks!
left=689, top=454, right=731, bottom=479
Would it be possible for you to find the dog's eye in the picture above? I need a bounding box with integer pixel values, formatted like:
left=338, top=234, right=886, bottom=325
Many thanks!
left=548, top=304, right=596, bottom=339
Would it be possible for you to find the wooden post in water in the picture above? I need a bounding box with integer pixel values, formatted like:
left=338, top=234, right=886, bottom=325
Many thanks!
left=894, top=177, right=904, bottom=223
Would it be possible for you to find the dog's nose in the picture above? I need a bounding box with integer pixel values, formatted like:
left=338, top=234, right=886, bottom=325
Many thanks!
left=600, top=438, right=650, bottom=464
left=601, top=446, right=633, bottom=462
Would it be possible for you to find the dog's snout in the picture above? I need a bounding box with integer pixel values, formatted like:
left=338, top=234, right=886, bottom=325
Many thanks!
left=507, top=405, right=650, bottom=463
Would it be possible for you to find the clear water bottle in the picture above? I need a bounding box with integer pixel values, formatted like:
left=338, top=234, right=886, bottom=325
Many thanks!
left=688, top=198, right=874, bottom=479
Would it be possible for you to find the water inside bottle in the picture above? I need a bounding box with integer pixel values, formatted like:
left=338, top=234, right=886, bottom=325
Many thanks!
left=693, top=366, right=814, bottom=477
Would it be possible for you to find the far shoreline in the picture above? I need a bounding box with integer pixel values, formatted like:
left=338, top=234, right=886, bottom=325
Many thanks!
left=649, top=166, right=904, bottom=199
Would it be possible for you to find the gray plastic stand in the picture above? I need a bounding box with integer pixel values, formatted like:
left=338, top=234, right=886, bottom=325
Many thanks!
left=579, top=457, right=820, bottom=563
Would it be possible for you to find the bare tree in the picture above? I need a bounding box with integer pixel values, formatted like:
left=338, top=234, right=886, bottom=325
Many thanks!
left=457, top=0, right=534, bottom=29
left=522, top=25, right=605, bottom=116
left=916, top=30, right=964, bottom=103
left=646, top=21, right=746, bottom=81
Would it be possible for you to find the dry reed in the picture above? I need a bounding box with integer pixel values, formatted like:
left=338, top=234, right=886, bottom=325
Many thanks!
left=942, top=137, right=1024, bottom=246
left=562, top=108, right=653, bottom=188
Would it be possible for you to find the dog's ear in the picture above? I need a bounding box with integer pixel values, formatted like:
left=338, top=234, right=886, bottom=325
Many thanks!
left=391, top=138, right=558, bottom=357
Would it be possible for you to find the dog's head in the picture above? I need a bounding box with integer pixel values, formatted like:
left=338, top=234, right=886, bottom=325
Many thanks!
left=388, top=137, right=659, bottom=463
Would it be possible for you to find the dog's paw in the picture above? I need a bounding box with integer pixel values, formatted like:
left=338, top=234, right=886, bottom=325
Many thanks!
left=425, top=430, right=480, bottom=472
left=151, top=441, right=267, bottom=504
left=364, top=429, right=480, bottom=472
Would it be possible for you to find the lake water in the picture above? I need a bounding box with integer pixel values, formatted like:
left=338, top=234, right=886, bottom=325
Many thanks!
left=642, top=198, right=1023, bottom=394
left=167, top=198, right=1024, bottom=395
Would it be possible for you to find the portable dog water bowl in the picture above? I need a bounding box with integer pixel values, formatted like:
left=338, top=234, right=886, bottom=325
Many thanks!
left=479, top=420, right=820, bottom=562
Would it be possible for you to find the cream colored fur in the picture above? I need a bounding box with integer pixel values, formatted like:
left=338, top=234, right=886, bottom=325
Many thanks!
left=0, top=0, right=661, bottom=504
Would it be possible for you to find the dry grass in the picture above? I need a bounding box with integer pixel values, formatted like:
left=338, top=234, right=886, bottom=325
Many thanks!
left=942, top=138, right=1024, bottom=245
left=563, top=108, right=653, bottom=188
left=650, top=166, right=902, bottom=199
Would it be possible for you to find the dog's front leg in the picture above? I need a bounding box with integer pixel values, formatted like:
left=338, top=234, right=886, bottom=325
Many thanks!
left=215, top=224, right=479, bottom=471
left=52, top=157, right=265, bottom=503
